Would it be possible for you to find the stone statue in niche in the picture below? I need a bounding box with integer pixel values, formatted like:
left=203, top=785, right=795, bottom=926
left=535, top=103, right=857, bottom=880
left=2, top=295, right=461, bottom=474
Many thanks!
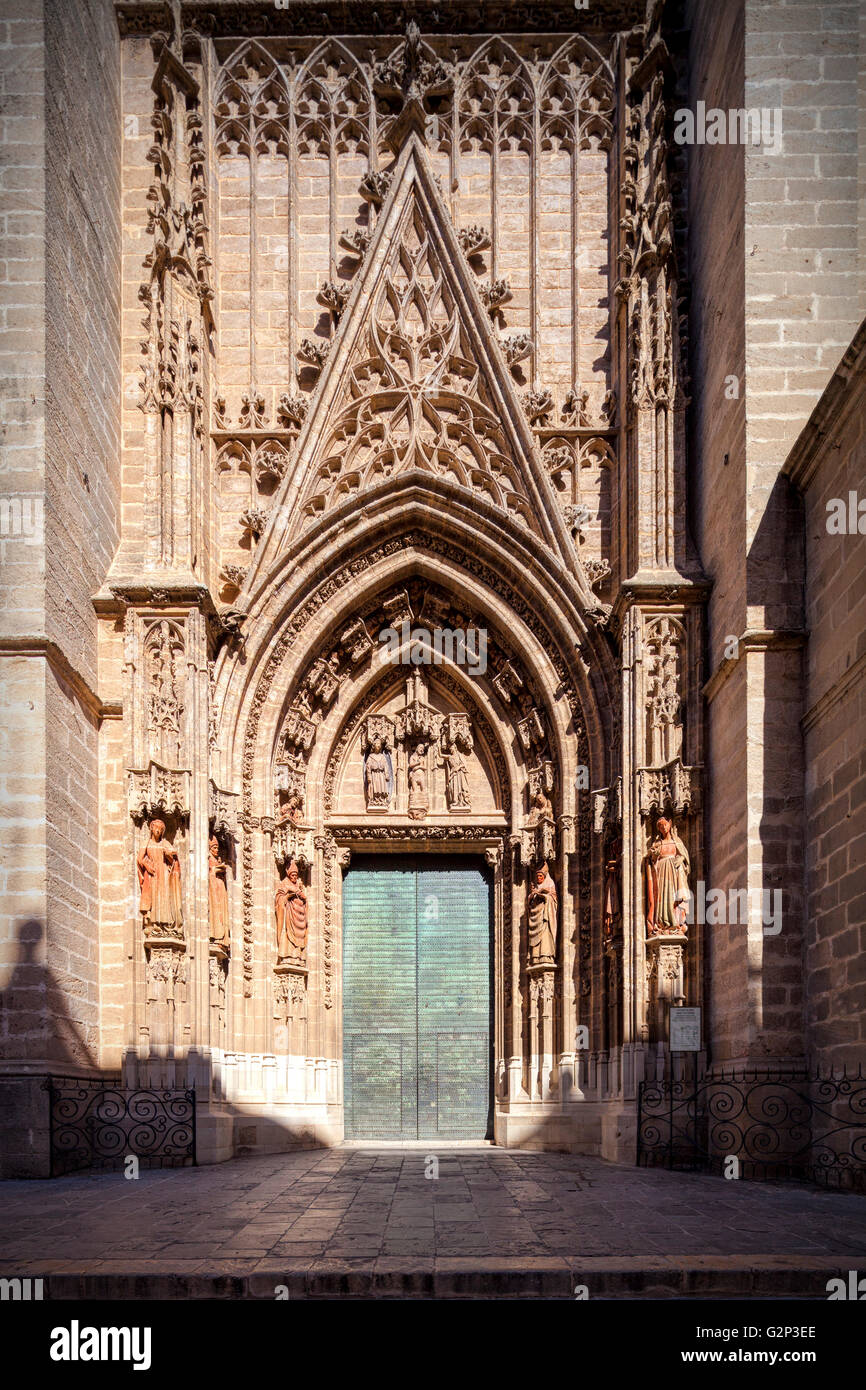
left=279, top=790, right=305, bottom=826
left=407, top=742, right=428, bottom=819
left=603, top=838, right=622, bottom=939
left=439, top=744, right=470, bottom=811
left=137, top=818, right=183, bottom=937
left=644, top=816, right=690, bottom=936
left=208, top=835, right=230, bottom=951
left=275, top=858, right=308, bottom=963
left=364, top=735, right=393, bottom=810
left=527, top=787, right=553, bottom=824
left=527, top=862, right=558, bottom=965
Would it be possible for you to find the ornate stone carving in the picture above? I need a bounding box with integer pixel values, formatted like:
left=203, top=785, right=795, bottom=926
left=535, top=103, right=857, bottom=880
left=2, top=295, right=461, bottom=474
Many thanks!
left=340, top=227, right=371, bottom=258
left=517, top=707, right=545, bottom=754
left=592, top=777, right=622, bottom=834
left=209, top=950, right=228, bottom=1025
left=220, top=563, right=247, bottom=593
left=297, top=337, right=330, bottom=372
left=521, top=387, right=553, bottom=423
left=293, top=194, right=538, bottom=534
left=480, top=278, right=512, bottom=313
left=358, top=169, right=392, bottom=205
left=317, top=281, right=350, bottom=316
left=240, top=505, right=269, bottom=539
left=208, top=780, right=238, bottom=837
left=637, top=758, right=700, bottom=819
left=340, top=617, right=373, bottom=663
left=273, top=966, right=307, bottom=1026
left=277, top=394, right=308, bottom=427
left=528, top=971, right=556, bottom=1004
left=144, top=619, right=185, bottom=764
left=146, top=945, right=186, bottom=1007
left=129, top=762, right=190, bottom=822
left=254, top=444, right=290, bottom=484
left=644, top=615, right=684, bottom=765
left=239, top=388, right=268, bottom=428
left=502, top=333, right=532, bottom=368
left=584, top=558, right=611, bottom=590
left=563, top=384, right=590, bottom=424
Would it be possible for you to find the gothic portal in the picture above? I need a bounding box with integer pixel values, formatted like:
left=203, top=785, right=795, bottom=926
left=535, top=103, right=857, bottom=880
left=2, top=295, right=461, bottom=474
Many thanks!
left=4, top=0, right=863, bottom=1175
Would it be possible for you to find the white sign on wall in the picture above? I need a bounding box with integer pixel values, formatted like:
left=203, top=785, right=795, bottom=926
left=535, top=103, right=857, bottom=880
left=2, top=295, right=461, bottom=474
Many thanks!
left=669, top=1006, right=702, bottom=1052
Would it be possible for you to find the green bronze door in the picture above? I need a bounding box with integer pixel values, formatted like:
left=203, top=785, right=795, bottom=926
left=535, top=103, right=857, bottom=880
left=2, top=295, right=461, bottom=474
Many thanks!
left=343, top=855, right=492, bottom=1140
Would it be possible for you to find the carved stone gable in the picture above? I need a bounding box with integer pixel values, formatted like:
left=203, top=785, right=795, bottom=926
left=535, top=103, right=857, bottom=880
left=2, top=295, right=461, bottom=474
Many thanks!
left=244, top=135, right=577, bottom=583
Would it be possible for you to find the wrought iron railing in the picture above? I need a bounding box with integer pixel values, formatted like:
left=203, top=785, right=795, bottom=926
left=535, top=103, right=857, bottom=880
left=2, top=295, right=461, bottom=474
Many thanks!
left=45, top=1077, right=196, bottom=1176
left=637, top=1066, right=866, bottom=1190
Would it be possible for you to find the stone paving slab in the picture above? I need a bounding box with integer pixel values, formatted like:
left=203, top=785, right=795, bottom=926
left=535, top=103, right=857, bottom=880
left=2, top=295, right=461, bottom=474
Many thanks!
left=1, top=1146, right=865, bottom=1297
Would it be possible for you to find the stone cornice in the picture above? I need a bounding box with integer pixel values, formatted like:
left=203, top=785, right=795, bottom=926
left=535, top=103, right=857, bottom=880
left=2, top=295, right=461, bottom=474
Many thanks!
left=702, top=629, right=807, bottom=706
left=116, top=0, right=645, bottom=39
left=801, top=649, right=866, bottom=735
left=0, top=637, right=121, bottom=722
left=783, top=314, right=866, bottom=493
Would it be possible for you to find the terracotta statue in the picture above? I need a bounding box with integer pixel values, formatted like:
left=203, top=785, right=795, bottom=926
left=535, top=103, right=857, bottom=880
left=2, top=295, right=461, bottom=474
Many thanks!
left=527, top=787, right=553, bottom=825
left=137, top=818, right=183, bottom=935
left=364, top=736, right=392, bottom=809
left=208, top=835, right=230, bottom=950
left=441, top=745, right=470, bottom=810
left=407, top=742, right=428, bottom=817
left=275, top=858, right=308, bottom=962
left=645, top=816, right=690, bottom=936
left=279, top=791, right=305, bottom=826
left=527, top=862, right=558, bottom=964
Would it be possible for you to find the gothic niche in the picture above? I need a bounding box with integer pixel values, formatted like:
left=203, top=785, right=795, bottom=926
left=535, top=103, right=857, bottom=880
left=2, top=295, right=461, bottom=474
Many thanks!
left=361, top=716, right=395, bottom=810
left=331, top=672, right=500, bottom=820
left=136, top=816, right=187, bottom=1045
left=144, top=618, right=185, bottom=765
left=275, top=857, right=309, bottom=966
left=137, top=817, right=183, bottom=940
left=644, top=814, right=691, bottom=939
left=526, top=861, right=558, bottom=966
left=644, top=615, right=684, bottom=767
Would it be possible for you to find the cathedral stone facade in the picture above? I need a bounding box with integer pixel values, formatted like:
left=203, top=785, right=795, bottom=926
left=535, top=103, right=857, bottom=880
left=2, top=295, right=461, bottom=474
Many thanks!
left=1, top=0, right=864, bottom=1174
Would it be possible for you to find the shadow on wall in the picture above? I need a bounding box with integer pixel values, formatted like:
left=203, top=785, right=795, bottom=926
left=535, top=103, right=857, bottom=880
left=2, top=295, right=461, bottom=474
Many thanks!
left=0, top=917, right=101, bottom=1177
left=749, top=471, right=806, bottom=1063
left=0, top=918, right=329, bottom=1176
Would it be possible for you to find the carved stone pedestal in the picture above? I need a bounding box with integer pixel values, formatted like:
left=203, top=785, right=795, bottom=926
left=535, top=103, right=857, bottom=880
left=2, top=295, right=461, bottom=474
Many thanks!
left=527, top=964, right=556, bottom=1100
left=645, top=933, right=687, bottom=1045
left=143, top=934, right=187, bottom=1051
left=273, top=963, right=308, bottom=1055
left=209, top=944, right=229, bottom=1032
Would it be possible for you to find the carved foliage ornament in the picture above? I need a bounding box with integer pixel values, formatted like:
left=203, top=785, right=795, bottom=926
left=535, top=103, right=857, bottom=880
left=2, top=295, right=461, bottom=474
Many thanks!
left=294, top=194, right=537, bottom=534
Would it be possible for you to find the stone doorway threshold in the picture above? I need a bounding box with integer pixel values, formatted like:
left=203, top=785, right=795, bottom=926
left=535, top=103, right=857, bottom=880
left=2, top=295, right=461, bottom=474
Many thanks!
left=340, top=1139, right=496, bottom=1149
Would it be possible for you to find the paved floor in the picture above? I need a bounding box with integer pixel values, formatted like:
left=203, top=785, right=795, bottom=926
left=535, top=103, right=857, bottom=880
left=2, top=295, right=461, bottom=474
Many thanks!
left=2, top=1147, right=866, bottom=1266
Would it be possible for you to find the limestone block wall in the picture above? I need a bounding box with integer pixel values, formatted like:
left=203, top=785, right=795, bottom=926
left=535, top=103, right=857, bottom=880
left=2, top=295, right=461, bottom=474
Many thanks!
left=0, top=0, right=49, bottom=1092
left=0, top=0, right=121, bottom=1118
left=686, top=0, right=750, bottom=1062
left=784, top=322, right=866, bottom=1070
